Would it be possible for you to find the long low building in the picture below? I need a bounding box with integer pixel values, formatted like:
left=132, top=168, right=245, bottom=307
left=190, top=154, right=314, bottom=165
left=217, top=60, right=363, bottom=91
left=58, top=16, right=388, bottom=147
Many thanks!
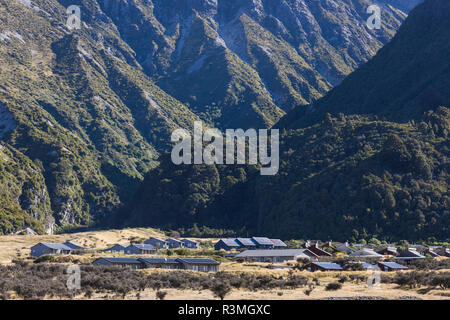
left=235, top=249, right=317, bottom=263
left=93, top=257, right=220, bottom=272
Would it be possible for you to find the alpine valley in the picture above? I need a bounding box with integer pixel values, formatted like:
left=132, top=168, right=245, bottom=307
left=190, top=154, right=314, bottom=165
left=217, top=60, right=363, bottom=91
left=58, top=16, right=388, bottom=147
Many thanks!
left=1, top=0, right=448, bottom=242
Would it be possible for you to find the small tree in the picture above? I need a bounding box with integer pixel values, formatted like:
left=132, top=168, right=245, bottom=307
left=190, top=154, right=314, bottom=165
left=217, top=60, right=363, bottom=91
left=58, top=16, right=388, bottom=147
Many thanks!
left=156, top=291, right=168, bottom=300
left=211, top=282, right=232, bottom=300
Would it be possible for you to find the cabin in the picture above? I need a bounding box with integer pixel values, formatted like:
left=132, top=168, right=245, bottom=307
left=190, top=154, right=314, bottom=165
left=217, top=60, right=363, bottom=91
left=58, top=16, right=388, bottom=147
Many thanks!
left=235, top=249, right=317, bottom=263
left=177, top=258, right=220, bottom=272
left=125, top=244, right=156, bottom=255
left=304, top=241, right=332, bottom=257
left=346, top=262, right=379, bottom=270
left=166, top=238, right=184, bottom=249
left=235, top=238, right=257, bottom=250
left=270, top=239, right=288, bottom=249
left=378, top=247, right=398, bottom=256
left=378, top=262, right=408, bottom=272
left=181, top=239, right=200, bottom=249
left=144, top=237, right=169, bottom=249
left=396, top=248, right=426, bottom=261
left=92, top=257, right=144, bottom=269
left=140, top=258, right=181, bottom=270
left=214, top=239, right=241, bottom=251
left=335, top=242, right=356, bottom=254
left=30, top=243, right=73, bottom=258
left=63, top=241, right=85, bottom=251
left=309, top=262, right=343, bottom=272
left=104, top=244, right=127, bottom=253
left=425, top=248, right=441, bottom=258
left=349, top=248, right=383, bottom=258
left=251, top=237, right=274, bottom=249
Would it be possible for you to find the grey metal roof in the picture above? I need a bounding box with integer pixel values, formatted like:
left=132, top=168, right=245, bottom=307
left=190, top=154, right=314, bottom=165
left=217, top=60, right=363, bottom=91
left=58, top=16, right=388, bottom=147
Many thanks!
left=139, top=258, right=179, bottom=264
left=96, top=257, right=142, bottom=264
left=181, top=239, right=199, bottom=244
left=349, top=249, right=383, bottom=257
left=167, top=238, right=182, bottom=243
left=236, top=238, right=256, bottom=246
left=251, top=237, right=274, bottom=246
left=147, top=237, right=167, bottom=242
left=270, top=239, right=287, bottom=247
left=219, top=239, right=240, bottom=247
left=129, top=243, right=155, bottom=250
left=311, top=262, right=343, bottom=270
left=64, top=241, right=84, bottom=249
left=379, top=262, right=407, bottom=269
left=361, top=262, right=378, bottom=269
left=236, top=249, right=312, bottom=258
left=38, top=243, right=73, bottom=251
left=177, top=258, right=220, bottom=265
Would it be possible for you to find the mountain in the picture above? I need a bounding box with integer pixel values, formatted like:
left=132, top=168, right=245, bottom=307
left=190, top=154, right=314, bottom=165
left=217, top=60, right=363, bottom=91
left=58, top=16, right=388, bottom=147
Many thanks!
left=97, top=0, right=414, bottom=127
left=0, top=0, right=416, bottom=234
left=119, top=0, right=449, bottom=242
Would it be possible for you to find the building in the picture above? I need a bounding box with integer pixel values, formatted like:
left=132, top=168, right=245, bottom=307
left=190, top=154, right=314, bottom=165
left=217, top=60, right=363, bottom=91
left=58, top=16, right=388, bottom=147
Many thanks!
left=235, top=249, right=317, bottom=263
left=425, top=248, right=441, bottom=258
left=378, top=247, right=398, bottom=256
left=378, top=261, right=408, bottom=272
left=30, top=243, right=73, bottom=258
left=346, top=261, right=379, bottom=270
left=104, top=244, right=127, bottom=253
left=92, top=257, right=145, bottom=269
left=309, top=262, right=343, bottom=272
left=63, top=241, right=85, bottom=251
left=251, top=237, right=275, bottom=249
left=270, top=239, right=288, bottom=249
left=335, top=242, right=356, bottom=254
left=181, top=239, right=200, bottom=249
left=144, top=237, right=169, bottom=249
left=125, top=244, right=156, bottom=255
left=214, top=239, right=241, bottom=251
left=140, top=258, right=181, bottom=270
left=177, top=258, right=220, bottom=272
left=92, top=257, right=221, bottom=272
left=235, top=238, right=257, bottom=250
left=396, top=248, right=426, bottom=261
left=349, top=248, right=383, bottom=258
left=166, top=238, right=184, bottom=249
left=304, top=241, right=332, bottom=257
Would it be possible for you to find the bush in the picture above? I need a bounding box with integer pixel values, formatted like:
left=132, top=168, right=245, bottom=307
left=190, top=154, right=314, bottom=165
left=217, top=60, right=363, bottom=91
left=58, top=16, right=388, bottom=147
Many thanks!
left=325, top=282, right=342, bottom=291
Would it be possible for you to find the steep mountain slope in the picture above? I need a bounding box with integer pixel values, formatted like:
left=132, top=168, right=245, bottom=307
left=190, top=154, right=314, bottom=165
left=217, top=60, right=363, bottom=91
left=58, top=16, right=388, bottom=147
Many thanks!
left=96, top=0, right=414, bottom=127
left=280, top=0, right=450, bottom=128
left=119, top=0, right=449, bottom=242
left=0, top=0, right=200, bottom=233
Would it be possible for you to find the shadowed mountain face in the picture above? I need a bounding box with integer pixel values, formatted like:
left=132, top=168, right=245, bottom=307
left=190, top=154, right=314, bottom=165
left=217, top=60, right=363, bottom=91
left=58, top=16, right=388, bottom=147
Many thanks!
left=117, top=0, right=449, bottom=242
left=0, top=0, right=420, bottom=234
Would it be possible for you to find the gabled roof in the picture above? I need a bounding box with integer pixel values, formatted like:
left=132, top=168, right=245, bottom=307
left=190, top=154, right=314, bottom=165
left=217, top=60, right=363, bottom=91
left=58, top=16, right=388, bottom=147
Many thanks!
left=335, top=243, right=355, bottom=253
left=166, top=238, right=183, bottom=243
left=64, top=241, right=84, bottom=250
left=35, top=242, right=73, bottom=251
left=236, top=249, right=313, bottom=259
left=147, top=237, right=167, bottom=243
left=378, top=262, right=408, bottom=269
left=398, top=248, right=426, bottom=258
left=128, top=243, right=155, bottom=250
left=311, top=262, right=343, bottom=270
left=107, top=244, right=127, bottom=249
left=236, top=238, right=256, bottom=246
left=95, top=257, right=142, bottom=264
left=270, top=239, right=287, bottom=247
left=177, top=258, right=220, bottom=265
left=251, top=237, right=274, bottom=246
left=139, top=258, right=179, bottom=264
left=181, top=239, right=199, bottom=244
left=218, top=239, right=240, bottom=247
left=349, top=249, right=383, bottom=257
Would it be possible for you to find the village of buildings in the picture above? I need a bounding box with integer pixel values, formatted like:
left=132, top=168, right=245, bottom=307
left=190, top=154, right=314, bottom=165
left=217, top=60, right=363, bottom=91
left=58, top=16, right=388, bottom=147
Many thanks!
left=27, top=235, right=450, bottom=273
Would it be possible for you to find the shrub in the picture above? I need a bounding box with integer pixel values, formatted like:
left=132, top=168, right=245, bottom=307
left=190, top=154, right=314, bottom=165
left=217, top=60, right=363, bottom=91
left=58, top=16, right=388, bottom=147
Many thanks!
left=325, top=282, right=342, bottom=291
